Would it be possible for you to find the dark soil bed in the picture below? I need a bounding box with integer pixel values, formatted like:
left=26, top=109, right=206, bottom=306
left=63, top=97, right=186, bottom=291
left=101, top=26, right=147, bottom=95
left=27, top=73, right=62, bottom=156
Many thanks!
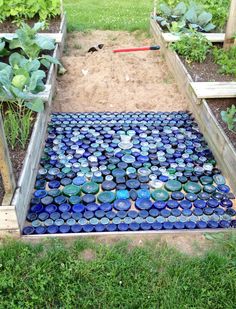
left=207, top=98, right=236, bottom=149
left=0, top=16, right=61, bottom=33
left=180, top=54, right=235, bottom=82
left=0, top=116, right=35, bottom=205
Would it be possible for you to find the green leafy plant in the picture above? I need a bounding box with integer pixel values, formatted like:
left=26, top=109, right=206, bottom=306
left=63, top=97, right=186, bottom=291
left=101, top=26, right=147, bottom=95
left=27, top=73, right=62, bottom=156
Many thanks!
left=0, top=0, right=61, bottom=24
left=1, top=102, right=33, bottom=149
left=171, top=30, right=212, bottom=62
left=8, top=22, right=60, bottom=69
left=156, top=1, right=216, bottom=33
left=0, top=55, right=45, bottom=112
left=202, top=0, right=230, bottom=31
left=3, top=108, right=19, bottom=149
left=213, top=46, right=236, bottom=76
left=221, top=105, right=236, bottom=132
left=155, top=2, right=187, bottom=30
left=0, top=22, right=63, bottom=112
left=185, top=2, right=215, bottom=32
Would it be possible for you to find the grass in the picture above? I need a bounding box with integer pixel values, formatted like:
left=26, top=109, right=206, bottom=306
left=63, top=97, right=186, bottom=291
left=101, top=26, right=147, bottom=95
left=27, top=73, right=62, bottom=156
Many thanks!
left=0, top=234, right=236, bottom=308
left=64, top=0, right=153, bottom=32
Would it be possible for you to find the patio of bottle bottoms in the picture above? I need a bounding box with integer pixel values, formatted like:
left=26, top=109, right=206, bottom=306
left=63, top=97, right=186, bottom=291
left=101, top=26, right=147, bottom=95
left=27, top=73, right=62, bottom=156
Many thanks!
left=22, top=111, right=236, bottom=236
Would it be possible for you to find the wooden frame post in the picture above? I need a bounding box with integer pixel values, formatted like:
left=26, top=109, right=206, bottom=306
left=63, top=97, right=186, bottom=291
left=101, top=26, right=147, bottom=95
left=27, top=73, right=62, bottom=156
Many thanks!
left=224, top=0, right=236, bottom=49
left=0, top=112, right=16, bottom=203
left=60, top=0, right=64, bottom=18
left=153, top=0, right=157, bottom=18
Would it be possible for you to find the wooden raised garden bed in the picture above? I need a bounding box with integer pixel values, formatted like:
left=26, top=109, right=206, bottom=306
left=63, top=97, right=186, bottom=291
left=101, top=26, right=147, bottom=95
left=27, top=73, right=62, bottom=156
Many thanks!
left=0, top=16, right=67, bottom=236
left=150, top=16, right=236, bottom=195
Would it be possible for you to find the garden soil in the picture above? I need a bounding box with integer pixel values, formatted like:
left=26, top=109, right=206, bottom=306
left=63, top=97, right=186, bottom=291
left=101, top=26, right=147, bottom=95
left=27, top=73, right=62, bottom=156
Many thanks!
left=53, top=30, right=188, bottom=112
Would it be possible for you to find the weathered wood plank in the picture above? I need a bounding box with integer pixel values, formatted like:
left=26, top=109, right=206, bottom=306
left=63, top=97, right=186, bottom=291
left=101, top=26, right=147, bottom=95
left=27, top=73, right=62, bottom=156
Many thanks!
left=0, top=206, right=19, bottom=233
left=0, top=113, right=16, bottom=197
left=58, top=13, right=67, bottom=57
left=191, top=82, right=236, bottom=99
left=224, top=0, right=236, bottom=49
left=0, top=33, right=63, bottom=43
left=163, top=32, right=225, bottom=43
left=22, top=228, right=235, bottom=240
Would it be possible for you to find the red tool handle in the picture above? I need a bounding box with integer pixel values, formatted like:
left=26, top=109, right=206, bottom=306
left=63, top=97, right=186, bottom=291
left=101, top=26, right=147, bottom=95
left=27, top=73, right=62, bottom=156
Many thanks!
left=113, top=45, right=160, bottom=53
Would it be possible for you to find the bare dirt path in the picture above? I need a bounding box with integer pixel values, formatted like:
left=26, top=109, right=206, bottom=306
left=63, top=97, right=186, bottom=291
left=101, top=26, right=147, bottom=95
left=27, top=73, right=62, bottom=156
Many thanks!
left=53, top=30, right=188, bottom=112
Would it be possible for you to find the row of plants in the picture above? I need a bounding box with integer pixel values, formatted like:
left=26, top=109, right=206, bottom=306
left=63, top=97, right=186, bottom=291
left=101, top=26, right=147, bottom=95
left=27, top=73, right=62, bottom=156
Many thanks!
left=170, top=31, right=236, bottom=133
left=155, top=0, right=230, bottom=32
left=0, top=0, right=61, bottom=24
left=0, top=22, right=61, bottom=150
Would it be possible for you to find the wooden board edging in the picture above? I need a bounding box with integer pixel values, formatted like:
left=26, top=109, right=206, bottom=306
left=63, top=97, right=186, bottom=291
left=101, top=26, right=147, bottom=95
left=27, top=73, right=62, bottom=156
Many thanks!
left=0, top=206, right=20, bottom=236
left=162, top=32, right=225, bottom=43
left=22, top=228, right=236, bottom=241
left=190, top=82, right=236, bottom=99
left=150, top=18, right=236, bottom=194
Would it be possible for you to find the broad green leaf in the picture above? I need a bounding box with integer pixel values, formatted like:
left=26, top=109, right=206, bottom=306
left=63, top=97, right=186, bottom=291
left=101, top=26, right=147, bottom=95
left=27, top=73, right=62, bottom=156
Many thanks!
left=42, top=54, right=61, bottom=65
left=198, top=12, right=212, bottom=26
left=35, top=35, right=55, bottom=50
left=29, top=70, right=45, bottom=91
left=40, top=58, right=51, bottom=69
left=25, top=98, right=44, bottom=112
left=9, top=38, right=21, bottom=50
left=173, top=2, right=186, bottom=16
left=32, top=81, right=45, bottom=94
left=161, top=20, right=169, bottom=27
left=12, top=75, right=27, bottom=89
left=11, top=86, right=32, bottom=100
left=33, top=22, right=45, bottom=32
left=155, top=16, right=165, bottom=22
left=221, top=111, right=227, bottom=122
left=159, top=3, right=171, bottom=16
left=203, top=23, right=216, bottom=32
left=0, top=62, right=10, bottom=71
left=0, top=70, right=11, bottom=88
left=185, top=8, right=198, bottom=24
left=24, top=59, right=41, bottom=72
left=9, top=52, right=24, bottom=68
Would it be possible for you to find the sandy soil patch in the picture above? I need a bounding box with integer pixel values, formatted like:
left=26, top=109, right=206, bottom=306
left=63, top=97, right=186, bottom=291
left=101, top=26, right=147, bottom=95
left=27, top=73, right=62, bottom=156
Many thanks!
left=53, top=30, right=188, bottom=112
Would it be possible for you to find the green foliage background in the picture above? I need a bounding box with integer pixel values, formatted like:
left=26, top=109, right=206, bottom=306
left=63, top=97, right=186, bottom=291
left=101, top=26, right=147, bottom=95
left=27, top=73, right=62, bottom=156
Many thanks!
left=159, top=0, right=230, bottom=30
left=0, top=0, right=61, bottom=23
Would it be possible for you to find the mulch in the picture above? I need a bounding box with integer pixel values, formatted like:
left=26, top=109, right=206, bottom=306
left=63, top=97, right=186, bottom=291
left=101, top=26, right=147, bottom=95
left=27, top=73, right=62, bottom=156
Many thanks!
left=207, top=99, right=236, bottom=150
left=0, top=16, right=61, bottom=33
